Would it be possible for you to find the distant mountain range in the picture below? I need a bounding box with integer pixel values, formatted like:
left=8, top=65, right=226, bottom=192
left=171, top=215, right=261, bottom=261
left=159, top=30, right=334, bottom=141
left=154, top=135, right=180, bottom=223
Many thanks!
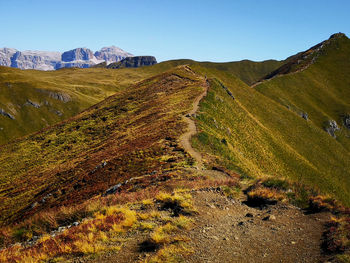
left=0, top=46, right=133, bottom=70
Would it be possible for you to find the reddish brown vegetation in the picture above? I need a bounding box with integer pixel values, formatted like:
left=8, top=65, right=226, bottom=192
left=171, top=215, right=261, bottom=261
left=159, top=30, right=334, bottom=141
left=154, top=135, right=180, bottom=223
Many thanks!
left=323, top=217, right=350, bottom=253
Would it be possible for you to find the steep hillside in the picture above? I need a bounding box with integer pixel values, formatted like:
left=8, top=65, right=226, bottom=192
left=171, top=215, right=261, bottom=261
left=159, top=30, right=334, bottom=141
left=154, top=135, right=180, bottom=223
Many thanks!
left=0, top=65, right=206, bottom=225
left=190, top=34, right=350, bottom=205
left=254, top=33, right=350, bottom=150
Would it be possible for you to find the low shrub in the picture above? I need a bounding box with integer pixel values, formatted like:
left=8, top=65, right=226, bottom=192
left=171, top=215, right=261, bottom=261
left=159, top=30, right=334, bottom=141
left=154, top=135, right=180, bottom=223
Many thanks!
left=323, top=216, right=350, bottom=253
left=309, top=195, right=345, bottom=213
left=245, top=187, right=285, bottom=208
left=156, top=192, right=196, bottom=216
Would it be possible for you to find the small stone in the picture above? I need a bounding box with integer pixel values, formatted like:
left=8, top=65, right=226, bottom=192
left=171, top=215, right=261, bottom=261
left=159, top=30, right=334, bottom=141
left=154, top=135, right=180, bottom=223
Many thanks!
left=223, top=237, right=229, bottom=241
left=58, top=226, right=66, bottom=232
left=238, top=221, right=244, bottom=226
left=291, top=241, right=296, bottom=245
left=262, top=215, right=276, bottom=221
left=207, top=203, right=216, bottom=209
left=31, top=202, right=38, bottom=209
left=212, top=236, right=219, bottom=241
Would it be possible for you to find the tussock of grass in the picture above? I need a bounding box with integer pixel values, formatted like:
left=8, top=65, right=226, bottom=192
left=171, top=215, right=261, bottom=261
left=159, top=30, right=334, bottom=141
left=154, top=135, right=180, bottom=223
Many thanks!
left=156, top=192, right=197, bottom=216
left=247, top=187, right=286, bottom=202
left=309, top=195, right=346, bottom=214
left=144, top=243, right=193, bottom=263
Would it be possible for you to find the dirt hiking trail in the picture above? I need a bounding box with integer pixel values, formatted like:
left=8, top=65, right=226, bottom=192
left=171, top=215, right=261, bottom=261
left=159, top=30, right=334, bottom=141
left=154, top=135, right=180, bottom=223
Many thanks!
left=178, top=78, right=209, bottom=170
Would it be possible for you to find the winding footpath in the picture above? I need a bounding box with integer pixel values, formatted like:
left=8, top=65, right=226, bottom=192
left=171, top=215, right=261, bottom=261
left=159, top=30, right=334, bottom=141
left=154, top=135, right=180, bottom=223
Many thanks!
left=179, top=78, right=209, bottom=170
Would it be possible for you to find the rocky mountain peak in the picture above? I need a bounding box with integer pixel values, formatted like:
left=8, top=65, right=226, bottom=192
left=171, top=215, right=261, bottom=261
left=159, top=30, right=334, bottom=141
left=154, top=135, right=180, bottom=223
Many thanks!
left=94, top=46, right=133, bottom=64
left=61, top=48, right=94, bottom=62
left=329, top=32, right=348, bottom=40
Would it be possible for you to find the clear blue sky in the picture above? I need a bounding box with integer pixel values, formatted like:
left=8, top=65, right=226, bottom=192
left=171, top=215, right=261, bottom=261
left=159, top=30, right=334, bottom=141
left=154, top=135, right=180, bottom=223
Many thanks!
left=1, top=0, right=349, bottom=62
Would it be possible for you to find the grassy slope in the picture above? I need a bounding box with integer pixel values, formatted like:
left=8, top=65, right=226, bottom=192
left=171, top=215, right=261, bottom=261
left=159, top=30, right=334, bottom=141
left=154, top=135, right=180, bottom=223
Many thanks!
left=199, top=59, right=283, bottom=86
left=190, top=59, right=350, bottom=205
left=0, top=66, right=205, bottom=225
left=254, top=34, right=350, bottom=150
left=0, top=58, right=281, bottom=145
left=0, top=65, right=171, bottom=145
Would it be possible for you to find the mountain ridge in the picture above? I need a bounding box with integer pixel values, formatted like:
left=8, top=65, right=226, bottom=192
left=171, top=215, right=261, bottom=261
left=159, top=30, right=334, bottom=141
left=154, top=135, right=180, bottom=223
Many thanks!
left=252, top=32, right=348, bottom=86
left=0, top=46, right=133, bottom=70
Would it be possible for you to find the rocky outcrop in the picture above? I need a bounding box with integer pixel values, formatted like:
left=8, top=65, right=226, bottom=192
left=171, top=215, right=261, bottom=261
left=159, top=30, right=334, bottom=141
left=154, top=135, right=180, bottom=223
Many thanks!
left=107, top=56, right=157, bottom=69
left=0, top=108, right=15, bottom=119
left=300, top=112, right=308, bottom=120
left=324, top=120, right=340, bottom=137
left=25, top=99, right=41, bottom=108
left=49, top=92, right=71, bottom=102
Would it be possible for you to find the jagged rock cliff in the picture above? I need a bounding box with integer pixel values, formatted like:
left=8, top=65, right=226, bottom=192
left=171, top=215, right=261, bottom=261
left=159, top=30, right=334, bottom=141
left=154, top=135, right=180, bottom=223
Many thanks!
left=107, top=56, right=157, bottom=69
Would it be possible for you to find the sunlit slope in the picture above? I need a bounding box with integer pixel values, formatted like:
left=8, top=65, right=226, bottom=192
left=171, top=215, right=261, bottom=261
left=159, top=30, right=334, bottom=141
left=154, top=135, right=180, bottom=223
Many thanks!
left=254, top=33, right=350, bottom=150
left=0, top=66, right=205, bottom=225
left=190, top=63, right=350, bottom=205
left=199, top=59, right=283, bottom=85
